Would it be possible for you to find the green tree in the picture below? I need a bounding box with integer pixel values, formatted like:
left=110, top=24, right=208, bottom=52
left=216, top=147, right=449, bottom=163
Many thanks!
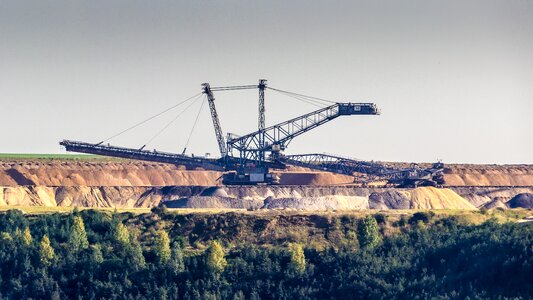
left=0, top=231, right=13, bottom=242
left=154, top=230, right=171, bottom=264
left=170, top=242, right=185, bottom=273
left=159, top=287, right=168, bottom=300
left=0, top=209, right=28, bottom=232
left=358, top=216, right=382, bottom=249
left=206, top=240, right=227, bottom=274
left=288, top=243, right=306, bottom=275
left=249, top=291, right=261, bottom=300
left=408, top=211, right=435, bottom=225
left=22, top=227, right=33, bottom=246
left=39, top=235, right=55, bottom=266
left=129, top=230, right=146, bottom=270
left=114, top=222, right=130, bottom=246
left=68, top=215, right=89, bottom=252
left=90, top=243, right=104, bottom=264
left=233, top=290, right=245, bottom=300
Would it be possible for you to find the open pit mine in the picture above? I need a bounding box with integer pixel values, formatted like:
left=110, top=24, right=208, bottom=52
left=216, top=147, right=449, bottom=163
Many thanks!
left=3, top=80, right=531, bottom=211
left=1, top=159, right=533, bottom=210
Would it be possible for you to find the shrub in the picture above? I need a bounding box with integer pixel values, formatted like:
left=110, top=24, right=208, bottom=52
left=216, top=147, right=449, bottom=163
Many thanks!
left=358, top=216, right=382, bottom=249
left=408, top=211, right=435, bottom=225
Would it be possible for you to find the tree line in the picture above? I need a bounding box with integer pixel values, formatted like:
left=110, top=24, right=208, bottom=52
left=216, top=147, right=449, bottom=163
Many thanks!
left=0, top=209, right=531, bottom=299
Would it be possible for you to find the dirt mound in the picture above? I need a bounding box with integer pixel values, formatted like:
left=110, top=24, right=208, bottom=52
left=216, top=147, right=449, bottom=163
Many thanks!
left=369, top=190, right=411, bottom=209
left=369, top=187, right=476, bottom=210
left=451, top=187, right=533, bottom=208
left=409, top=187, right=476, bottom=210
left=164, top=187, right=473, bottom=210
left=507, top=193, right=533, bottom=209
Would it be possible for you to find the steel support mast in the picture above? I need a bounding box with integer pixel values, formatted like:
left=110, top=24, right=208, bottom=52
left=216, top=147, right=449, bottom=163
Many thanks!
left=202, top=83, right=227, bottom=157
left=258, top=79, right=267, bottom=164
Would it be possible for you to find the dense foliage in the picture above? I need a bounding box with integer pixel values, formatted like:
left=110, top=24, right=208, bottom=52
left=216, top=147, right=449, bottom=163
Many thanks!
left=0, top=209, right=532, bottom=299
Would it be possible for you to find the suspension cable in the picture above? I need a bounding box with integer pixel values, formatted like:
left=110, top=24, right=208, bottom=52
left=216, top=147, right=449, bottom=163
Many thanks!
left=278, top=92, right=324, bottom=108
left=140, top=93, right=204, bottom=149
left=97, top=92, right=203, bottom=145
left=182, top=95, right=207, bottom=155
left=266, top=86, right=337, bottom=104
left=267, top=88, right=329, bottom=108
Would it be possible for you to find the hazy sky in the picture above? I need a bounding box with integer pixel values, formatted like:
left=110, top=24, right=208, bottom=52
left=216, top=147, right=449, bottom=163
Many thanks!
left=1, top=1, right=532, bottom=164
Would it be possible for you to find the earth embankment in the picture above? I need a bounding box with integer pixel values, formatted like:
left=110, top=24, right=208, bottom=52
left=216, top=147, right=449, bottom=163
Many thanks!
left=1, top=159, right=532, bottom=209
left=2, top=160, right=533, bottom=187
left=0, top=185, right=476, bottom=210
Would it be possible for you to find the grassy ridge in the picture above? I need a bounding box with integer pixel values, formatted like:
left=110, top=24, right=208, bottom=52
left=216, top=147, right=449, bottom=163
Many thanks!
left=1, top=206, right=530, bottom=224
left=0, top=153, right=117, bottom=160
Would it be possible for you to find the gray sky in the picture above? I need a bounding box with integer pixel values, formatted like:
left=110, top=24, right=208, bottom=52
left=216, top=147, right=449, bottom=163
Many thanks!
left=1, top=0, right=532, bottom=164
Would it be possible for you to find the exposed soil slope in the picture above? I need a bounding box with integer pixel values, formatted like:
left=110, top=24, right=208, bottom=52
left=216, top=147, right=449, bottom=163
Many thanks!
left=2, top=159, right=532, bottom=187
left=0, top=160, right=220, bottom=186
left=443, top=165, right=533, bottom=186
left=0, top=185, right=475, bottom=210
left=1, top=158, right=531, bottom=209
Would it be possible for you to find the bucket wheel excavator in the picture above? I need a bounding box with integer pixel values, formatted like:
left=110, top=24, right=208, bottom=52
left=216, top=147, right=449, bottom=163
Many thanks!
left=60, top=79, right=444, bottom=187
